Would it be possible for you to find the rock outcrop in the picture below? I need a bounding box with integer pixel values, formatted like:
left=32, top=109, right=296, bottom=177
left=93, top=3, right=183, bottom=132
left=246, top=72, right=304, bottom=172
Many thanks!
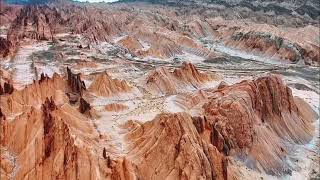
left=217, top=81, right=228, bottom=89
left=0, top=37, right=13, bottom=58
left=0, top=2, right=22, bottom=26
left=105, top=103, right=129, bottom=112
left=226, top=31, right=319, bottom=64
left=200, top=74, right=317, bottom=175
left=0, top=108, right=4, bottom=119
left=0, top=81, right=14, bottom=95
left=88, top=72, right=132, bottom=97
left=0, top=101, right=99, bottom=179
left=0, top=73, right=68, bottom=114
left=174, top=90, right=209, bottom=110
left=162, top=74, right=318, bottom=176
left=126, top=112, right=227, bottom=180
left=67, top=67, right=86, bottom=96
left=7, top=5, right=62, bottom=43
left=118, top=36, right=143, bottom=53
left=136, top=37, right=183, bottom=59
left=146, top=62, right=214, bottom=94
left=79, top=97, right=91, bottom=114
left=0, top=90, right=139, bottom=179
left=0, top=69, right=12, bottom=83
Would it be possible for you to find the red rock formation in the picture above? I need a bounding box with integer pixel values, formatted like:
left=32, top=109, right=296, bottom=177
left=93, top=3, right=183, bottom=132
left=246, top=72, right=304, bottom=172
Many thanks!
left=117, top=30, right=210, bottom=59
left=146, top=62, right=214, bottom=94
left=160, top=74, right=317, bottom=176
left=222, top=31, right=320, bottom=65
left=192, top=116, right=206, bottom=133
left=174, top=90, right=209, bottom=111
left=0, top=73, right=68, bottom=114
left=42, top=97, right=57, bottom=157
left=0, top=37, right=13, bottom=58
left=210, top=122, right=232, bottom=156
left=0, top=2, right=22, bottom=26
left=126, top=112, right=227, bottom=180
left=0, top=90, right=140, bottom=179
left=0, top=84, right=3, bottom=95
left=43, top=97, right=57, bottom=111
left=136, top=39, right=183, bottom=59
left=127, top=30, right=184, bottom=59
left=201, top=74, right=317, bottom=175
left=173, top=62, right=212, bottom=84
left=39, top=73, right=50, bottom=83
left=7, top=5, right=59, bottom=43
left=3, top=82, right=14, bottom=94
left=0, top=107, right=4, bottom=119
left=79, top=97, right=91, bottom=114
left=105, top=103, right=129, bottom=112
left=5, top=3, right=122, bottom=53
left=0, top=69, right=12, bottom=83
left=66, top=92, right=79, bottom=104
left=0, top=81, right=14, bottom=95
left=2, top=4, right=67, bottom=57
left=88, top=72, right=132, bottom=97
left=0, top=2, right=318, bottom=179
left=0, top=72, right=317, bottom=179
left=217, top=81, right=228, bottom=89
left=118, top=36, right=143, bottom=53
left=1, top=1, right=318, bottom=66
left=67, top=67, right=86, bottom=96
left=174, top=36, right=211, bottom=57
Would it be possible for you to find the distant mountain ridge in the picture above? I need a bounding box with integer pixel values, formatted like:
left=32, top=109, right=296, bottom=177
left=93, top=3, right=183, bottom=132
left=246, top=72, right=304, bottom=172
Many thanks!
left=117, top=0, right=319, bottom=6
left=4, top=0, right=66, bottom=5
left=117, top=0, right=319, bottom=20
left=5, top=0, right=320, bottom=20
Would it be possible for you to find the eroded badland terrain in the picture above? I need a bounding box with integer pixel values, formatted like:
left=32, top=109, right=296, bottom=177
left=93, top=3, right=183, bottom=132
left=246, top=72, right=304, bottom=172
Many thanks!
left=0, top=0, right=319, bottom=179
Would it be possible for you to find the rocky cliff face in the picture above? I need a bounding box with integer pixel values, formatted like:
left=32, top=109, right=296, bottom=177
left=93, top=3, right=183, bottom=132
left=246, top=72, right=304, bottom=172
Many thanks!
left=201, top=75, right=317, bottom=175
left=67, top=67, right=86, bottom=96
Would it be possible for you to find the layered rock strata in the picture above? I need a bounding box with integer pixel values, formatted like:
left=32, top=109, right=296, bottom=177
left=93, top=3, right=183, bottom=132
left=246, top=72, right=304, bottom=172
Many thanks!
left=146, top=62, right=214, bottom=94
left=125, top=113, right=228, bottom=180
left=201, top=75, right=317, bottom=175
left=88, top=72, right=132, bottom=97
left=226, top=31, right=319, bottom=64
left=0, top=73, right=317, bottom=179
